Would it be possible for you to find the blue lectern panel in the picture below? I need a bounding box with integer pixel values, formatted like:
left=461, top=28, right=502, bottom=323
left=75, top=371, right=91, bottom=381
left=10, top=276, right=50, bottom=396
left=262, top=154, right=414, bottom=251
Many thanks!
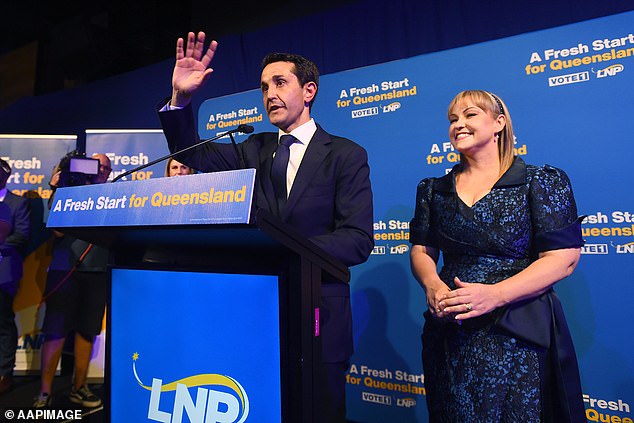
left=110, top=268, right=281, bottom=423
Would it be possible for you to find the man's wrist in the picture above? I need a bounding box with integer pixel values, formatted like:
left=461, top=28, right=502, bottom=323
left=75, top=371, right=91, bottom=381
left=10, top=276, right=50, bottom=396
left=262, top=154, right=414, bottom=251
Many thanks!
left=171, top=89, right=191, bottom=108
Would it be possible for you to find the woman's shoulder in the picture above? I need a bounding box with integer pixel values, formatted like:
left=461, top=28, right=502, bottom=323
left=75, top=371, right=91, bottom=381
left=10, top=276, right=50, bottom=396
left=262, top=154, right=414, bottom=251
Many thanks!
left=416, top=176, right=437, bottom=188
left=524, top=161, right=575, bottom=199
left=525, top=162, right=571, bottom=184
left=417, top=163, right=460, bottom=191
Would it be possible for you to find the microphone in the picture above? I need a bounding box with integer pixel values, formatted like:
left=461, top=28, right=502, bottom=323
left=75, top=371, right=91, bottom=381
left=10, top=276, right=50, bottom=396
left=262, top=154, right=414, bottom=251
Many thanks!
left=237, top=124, right=254, bottom=134
left=111, top=125, right=254, bottom=182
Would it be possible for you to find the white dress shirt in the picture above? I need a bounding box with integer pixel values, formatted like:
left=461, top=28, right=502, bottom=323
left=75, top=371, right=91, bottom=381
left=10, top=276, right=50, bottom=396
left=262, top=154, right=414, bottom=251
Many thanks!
left=277, top=119, right=316, bottom=198
left=161, top=101, right=316, bottom=198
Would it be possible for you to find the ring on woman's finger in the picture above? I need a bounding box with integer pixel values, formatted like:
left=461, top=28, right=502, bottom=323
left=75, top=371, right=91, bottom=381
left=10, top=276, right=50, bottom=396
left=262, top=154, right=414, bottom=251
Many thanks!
left=465, top=303, right=473, bottom=312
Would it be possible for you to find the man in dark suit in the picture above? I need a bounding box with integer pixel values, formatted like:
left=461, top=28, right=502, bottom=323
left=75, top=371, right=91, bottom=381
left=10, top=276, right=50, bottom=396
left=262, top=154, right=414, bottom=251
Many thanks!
left=158, top=32, right=373, bottom=422
left=0, top=158, right=30, bottom=394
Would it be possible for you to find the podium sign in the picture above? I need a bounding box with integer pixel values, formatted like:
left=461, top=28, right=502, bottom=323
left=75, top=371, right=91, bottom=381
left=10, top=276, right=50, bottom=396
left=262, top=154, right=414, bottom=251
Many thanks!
left=110, top=268, right=281, bottom=422
left=46, top=169, right=256, bottom=227
left=47, top=170, right=346, bottom=422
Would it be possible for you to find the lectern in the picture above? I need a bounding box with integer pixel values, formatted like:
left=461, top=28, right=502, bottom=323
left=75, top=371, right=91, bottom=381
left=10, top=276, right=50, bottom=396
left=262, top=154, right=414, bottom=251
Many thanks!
left=47, top=171, right=349, bottom=423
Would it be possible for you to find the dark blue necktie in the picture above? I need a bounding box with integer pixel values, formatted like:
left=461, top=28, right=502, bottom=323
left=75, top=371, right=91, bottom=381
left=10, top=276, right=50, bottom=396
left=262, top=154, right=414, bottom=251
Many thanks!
left=271, top=134, right=296, bottom=213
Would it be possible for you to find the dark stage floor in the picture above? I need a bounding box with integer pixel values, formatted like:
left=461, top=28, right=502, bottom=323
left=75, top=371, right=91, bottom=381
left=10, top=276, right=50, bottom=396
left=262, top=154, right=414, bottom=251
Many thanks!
left=0, top=354, right=104, bottom=422
left=0, top=356, right=362, bottom=422
left=0, top=375, right=104, bottom=422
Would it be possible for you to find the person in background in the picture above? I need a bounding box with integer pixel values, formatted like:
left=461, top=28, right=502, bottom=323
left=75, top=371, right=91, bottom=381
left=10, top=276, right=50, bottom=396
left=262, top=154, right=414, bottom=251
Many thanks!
left=158, top=32, right=374, bottom=422
left=410, top=90, right=585, bottom=422
left=165, top=157, right=196, bottom=176
left=0, top=203, right=11, bottom=244
left=0, top=158, right=30, bottom=395
left=33, top=153, right=111, bottom=409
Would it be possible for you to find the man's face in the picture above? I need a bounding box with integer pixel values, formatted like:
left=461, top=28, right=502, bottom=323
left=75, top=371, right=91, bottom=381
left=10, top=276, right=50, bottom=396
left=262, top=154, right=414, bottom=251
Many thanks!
left=260, top=61, right=316, bottom=133
left=92, top=154, right=112, bottom=184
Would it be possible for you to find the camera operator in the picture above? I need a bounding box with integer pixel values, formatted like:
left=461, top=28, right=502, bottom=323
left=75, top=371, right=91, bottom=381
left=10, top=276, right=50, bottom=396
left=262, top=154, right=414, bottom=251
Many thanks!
left=34, top=153, right=111, bottom=409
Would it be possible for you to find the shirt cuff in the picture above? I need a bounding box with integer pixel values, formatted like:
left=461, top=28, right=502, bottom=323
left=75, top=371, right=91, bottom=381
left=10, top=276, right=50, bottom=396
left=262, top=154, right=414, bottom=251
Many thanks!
left=159, top=101, right=183, bottom=112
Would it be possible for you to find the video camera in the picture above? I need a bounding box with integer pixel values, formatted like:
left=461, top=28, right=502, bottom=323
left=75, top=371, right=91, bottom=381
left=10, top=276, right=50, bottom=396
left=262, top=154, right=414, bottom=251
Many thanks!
left=56, top=151, right=100, bottom=188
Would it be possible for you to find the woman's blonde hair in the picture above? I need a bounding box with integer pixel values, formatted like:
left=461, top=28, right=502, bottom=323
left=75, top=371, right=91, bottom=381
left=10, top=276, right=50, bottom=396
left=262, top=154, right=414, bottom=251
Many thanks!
left=165, top=158, right=195, bottom=177
left=448, top=90, right=515, bottom=175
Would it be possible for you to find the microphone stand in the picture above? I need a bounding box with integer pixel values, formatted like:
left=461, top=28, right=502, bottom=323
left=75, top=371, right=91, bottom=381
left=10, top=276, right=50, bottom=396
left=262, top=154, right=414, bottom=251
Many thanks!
left=228, top=132, right=247, bottom=170
left=112, top=126, right=251, bottom=182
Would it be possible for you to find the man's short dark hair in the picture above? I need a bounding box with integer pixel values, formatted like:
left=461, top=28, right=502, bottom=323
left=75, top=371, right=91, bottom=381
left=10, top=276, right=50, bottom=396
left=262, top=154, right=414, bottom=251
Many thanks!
left=261, top=52, right=320, bottom=107
left=0, top=159, right=10, bottom=176
left=0, top=158, right=10, bottom=187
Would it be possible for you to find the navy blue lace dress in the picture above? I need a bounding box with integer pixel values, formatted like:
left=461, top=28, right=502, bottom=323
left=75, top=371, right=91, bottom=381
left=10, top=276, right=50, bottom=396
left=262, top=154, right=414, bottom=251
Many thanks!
left=410, top=157, right=585, bottom=423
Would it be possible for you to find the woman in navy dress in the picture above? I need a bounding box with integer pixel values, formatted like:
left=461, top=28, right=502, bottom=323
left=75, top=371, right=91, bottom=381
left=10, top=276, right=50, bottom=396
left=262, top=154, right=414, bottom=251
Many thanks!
left=410, top=90, right=586, bottom=422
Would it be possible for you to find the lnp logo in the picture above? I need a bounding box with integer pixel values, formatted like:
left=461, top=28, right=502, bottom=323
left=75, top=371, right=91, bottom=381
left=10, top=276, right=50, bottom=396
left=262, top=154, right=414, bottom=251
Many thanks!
left=612, top=241, right=634, bottom=254
left=390, top=244, right=409, bottom=255
left=594, top=64, right=624, bottom=78
left=132, top=352, right=249, bottom=423
left=382, top=102, right=401, bottom=113
left=581, top=244, right=608, bottom=255
left=548, top=71, right=590, bottom=87
left=371, top=246, right=386, bottom=255
left=361, top=392, right=392, bottom=405
left=351, top=107, right=379, bottom=119
left=396, top=397, right=416, bottom=408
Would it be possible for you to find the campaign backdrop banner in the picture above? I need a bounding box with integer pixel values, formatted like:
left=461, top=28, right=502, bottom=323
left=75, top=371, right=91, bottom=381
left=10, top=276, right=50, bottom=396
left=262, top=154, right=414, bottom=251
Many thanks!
left=198, top=91, right=275, bottom=140
left=1, top=134, right=76, bottom=373
left=46, top=170, right=255, bottom=228
left=85, top=129, right=171, bottom=182
left=196, top=11, right=634, bottom=423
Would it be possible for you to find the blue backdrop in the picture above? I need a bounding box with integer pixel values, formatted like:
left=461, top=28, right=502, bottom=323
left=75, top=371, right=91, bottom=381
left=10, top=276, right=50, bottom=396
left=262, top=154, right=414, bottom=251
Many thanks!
left=2, top=5, right=633, bottom=422
left=195, top=11, right=634, bottom=422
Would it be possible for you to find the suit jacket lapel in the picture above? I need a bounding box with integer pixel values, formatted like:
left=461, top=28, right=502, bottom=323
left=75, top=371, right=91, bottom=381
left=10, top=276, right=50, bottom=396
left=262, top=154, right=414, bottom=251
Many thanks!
left=259, top=134, right=280, bottom=215
left=283, top=125, right=331, bottom=217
